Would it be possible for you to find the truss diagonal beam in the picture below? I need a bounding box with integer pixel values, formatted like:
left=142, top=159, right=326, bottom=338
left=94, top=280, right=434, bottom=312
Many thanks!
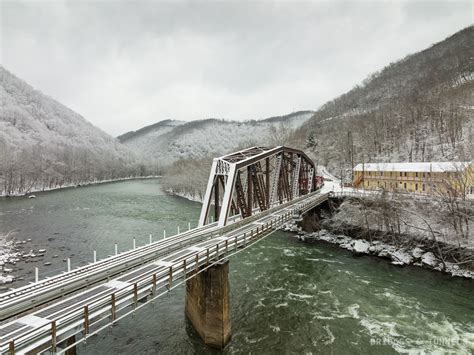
left=199, top=146, right=317, bottom=227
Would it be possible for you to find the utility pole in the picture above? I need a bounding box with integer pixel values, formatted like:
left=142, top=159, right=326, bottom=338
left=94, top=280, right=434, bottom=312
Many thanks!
left=348, top=131, right=354, bottom=182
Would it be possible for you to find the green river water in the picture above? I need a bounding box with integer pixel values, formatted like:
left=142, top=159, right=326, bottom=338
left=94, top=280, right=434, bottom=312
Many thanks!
left=0, top=179, right=473, bottom=354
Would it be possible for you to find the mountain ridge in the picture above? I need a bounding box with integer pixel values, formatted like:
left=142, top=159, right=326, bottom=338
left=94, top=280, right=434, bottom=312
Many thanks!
left=0, top=66, right=142, bottom=195
left=291, top=26, right=473, bottom=176
left=119, top=110, right=315, bottom=167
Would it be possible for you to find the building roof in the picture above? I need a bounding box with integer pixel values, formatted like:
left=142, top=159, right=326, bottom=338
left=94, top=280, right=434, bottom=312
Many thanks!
left=353, top=162, right=471, bottom=173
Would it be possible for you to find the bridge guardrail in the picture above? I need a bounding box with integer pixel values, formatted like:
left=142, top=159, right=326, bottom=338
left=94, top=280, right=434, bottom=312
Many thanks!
left=0, top=192, right=329, bottom=353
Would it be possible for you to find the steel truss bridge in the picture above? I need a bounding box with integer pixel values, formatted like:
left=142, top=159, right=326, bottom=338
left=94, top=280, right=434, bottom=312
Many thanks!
left=0, top=146, right=328, bottom=354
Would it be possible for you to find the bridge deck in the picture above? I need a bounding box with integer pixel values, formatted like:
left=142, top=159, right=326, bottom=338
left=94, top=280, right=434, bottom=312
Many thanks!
left=0, top=192, right=328, bottom=354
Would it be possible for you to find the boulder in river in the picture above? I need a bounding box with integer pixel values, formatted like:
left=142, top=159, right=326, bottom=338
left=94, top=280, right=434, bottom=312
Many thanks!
left=412, top=247, right=424, bottom=259
left=421, top=252, right=438, bottom=267
left=389, top=250, right=414, bottom=265
left=352, top=240, right=370, bottom=254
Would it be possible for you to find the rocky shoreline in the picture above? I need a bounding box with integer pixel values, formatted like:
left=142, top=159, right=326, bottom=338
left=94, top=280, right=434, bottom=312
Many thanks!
left=0, top=234, right=56, bottom=285
left=282, top=223, right=474, bottom=279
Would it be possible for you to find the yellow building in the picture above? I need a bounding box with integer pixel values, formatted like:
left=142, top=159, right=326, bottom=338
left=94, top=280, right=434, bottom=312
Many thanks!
left=353, top=162, right=473, bottom=197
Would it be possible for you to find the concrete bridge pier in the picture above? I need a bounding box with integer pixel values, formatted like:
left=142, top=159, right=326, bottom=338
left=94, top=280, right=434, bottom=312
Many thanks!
left=185, top=260, right=231, bottom=349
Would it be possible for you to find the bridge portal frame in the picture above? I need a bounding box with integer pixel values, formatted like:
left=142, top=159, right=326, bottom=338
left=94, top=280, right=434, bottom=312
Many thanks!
left=199, top=146, right=316, bottom=227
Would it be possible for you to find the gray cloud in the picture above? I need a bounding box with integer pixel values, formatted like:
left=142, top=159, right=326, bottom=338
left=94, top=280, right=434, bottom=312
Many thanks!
left=1, top=0, right=472, bottom=136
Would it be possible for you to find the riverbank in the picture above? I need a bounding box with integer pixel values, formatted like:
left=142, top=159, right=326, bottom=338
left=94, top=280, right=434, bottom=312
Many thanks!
left=286, top=223, right=474, bottom=279
left=166, top=186, right=474, bottom=279
left=0, top=176, right=162, bottom=198
left=165, top=188, right=203, bottom=203
left=0, top=232, right=22, bottom=285
left=287, top=193, right=474, bottom=279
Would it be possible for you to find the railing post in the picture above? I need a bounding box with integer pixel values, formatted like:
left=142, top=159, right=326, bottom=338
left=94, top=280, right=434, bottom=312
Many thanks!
left=111, top=293, right=116, bottom=321
left=183, top=259, right=187, bottom=279
left=177, top=226, right=180, bottom=235
left=163, top=229, right=166, bottom=239
left=35, top=267, right=39, bottom=283
left=235, top=236, right=238, bottom=251
left=149, top=233, right=153, bottom=244
left=244, top=233, right=247, bottom=245
left=133, top=238, right=136, bottom=249
left=152, top=274, right=157, bottom=295
left=188, top=222, right=191, bottom=231
left=9, top=341, right=14, bottom=355
left=84, top=305, right=90, bottom=335
left=67, top=258, right=71, bottom=272
left=93, top=250, right=97, bottom=263
left=225, top=239, right=228, bottom=255
left=169, top=266, right=173, bottom=288
left=206, top=248, right=210, bottom=265
left=195, top=254, right=199, bottom=272
left=51, top=321, right=57, bottom=353
left=133, top=283, right=138, bottom=307
left=115, top=243, right=118, bottom=255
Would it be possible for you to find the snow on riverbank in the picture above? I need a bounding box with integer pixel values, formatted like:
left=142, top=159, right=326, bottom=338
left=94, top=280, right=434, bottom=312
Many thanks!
left=0, top=233, right=22, bottom=284
left=282, top=223, right=473, bottom=279
left=165, top=189, right=203, bottom=203
left=1, top=176, right=162, bottom=198
left=0, top=233, right=57, bottom=285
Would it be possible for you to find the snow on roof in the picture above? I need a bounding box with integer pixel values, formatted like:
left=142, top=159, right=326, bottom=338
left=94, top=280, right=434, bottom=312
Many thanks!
left=353, top=162, right=471, bottom=173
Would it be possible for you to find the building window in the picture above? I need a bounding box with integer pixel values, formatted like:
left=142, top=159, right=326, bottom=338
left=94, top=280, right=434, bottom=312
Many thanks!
left=423, top=172, right=426, bottom=178
left=404, top=183, right=407, bottom=189
left=380, top=172, right=383, bottom=176
left=423, top=184, right=425, bottom=191
left=415, top=172, right=418, bottom=178
left=404, top=172, right=407, bottom=177
left=400, top=172, right=402, bottom=177
left=415, top=183, right=418, bottom=191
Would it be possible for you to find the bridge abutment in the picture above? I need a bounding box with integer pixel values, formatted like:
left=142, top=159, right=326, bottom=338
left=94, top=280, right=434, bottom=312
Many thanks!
left=185, top=260, right=231, bottom=349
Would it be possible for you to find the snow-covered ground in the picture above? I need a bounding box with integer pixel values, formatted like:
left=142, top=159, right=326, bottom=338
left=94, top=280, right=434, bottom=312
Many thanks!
left=0, top=233, right=21, bottom=285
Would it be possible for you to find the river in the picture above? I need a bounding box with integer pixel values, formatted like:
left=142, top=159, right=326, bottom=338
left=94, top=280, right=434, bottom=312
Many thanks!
left=1, top=179, right=473, bottom=354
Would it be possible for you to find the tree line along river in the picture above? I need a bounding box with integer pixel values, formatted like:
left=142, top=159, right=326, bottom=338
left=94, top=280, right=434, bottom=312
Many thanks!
left=0, top=179, right=472, bottom=354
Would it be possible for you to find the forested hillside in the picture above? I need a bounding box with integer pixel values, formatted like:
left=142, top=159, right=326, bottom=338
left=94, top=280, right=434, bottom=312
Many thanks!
left=0, top=67, right=144, bottom=196
left=119, top=111, right=313, bottom=167
left=161, top=26, right=473, bottom=198
left=292, top=26, right=473, bottom=180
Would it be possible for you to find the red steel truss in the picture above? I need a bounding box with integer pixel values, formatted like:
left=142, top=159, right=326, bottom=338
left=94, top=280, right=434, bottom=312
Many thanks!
left=199, top=146, right=320, bottom=227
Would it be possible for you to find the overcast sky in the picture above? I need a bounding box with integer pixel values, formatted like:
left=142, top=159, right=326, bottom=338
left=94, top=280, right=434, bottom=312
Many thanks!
left=1, top=0, right=472, bottom=136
